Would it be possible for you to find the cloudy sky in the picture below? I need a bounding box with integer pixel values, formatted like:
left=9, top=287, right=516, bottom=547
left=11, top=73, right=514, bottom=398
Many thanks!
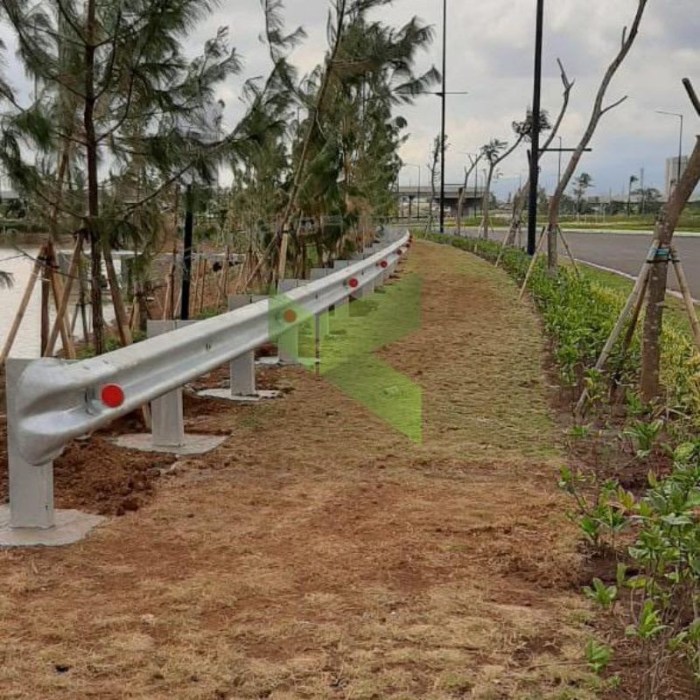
left=204, top=0, right=699, bottom=199
left=2, top=0, right=698, bottom=200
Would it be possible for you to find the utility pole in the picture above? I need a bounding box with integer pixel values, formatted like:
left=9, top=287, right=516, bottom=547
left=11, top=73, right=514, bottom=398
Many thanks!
left=181, top=184, right=194, bottom=320
left=439, top=0, right=447, bottom=234
left=527, top=0, right=544, bottom=255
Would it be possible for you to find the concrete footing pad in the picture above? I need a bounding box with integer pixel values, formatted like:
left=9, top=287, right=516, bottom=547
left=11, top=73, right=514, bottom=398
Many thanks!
left=197, top=388, right=282, bottom=402
left=256, top=356, right=281, bottom=366
left=0, top=506, right=105, bottom=547
left=112, top=433, right=228, bottom=455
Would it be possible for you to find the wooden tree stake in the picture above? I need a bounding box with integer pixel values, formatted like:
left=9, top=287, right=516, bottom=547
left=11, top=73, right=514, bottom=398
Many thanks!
left=670, top=248, right=700, bottom=351
left=518, top=227, right=547, bottom=300
left=45, top=234, right=82, bottom=357
left=574, top=240, right=659, bottom=416
left=0, top=247, right=44, bottom=365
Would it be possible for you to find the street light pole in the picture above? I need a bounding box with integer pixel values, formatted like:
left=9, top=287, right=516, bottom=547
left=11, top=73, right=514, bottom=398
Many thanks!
left=527, top=0, right=544, bottom=256
left=439, top=0, right=447, bottom=234
left=656, top=110, right=684, bottom=191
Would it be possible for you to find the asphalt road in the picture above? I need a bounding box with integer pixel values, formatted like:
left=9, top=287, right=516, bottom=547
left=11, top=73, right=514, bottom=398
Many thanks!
left=478, top=229, right=700, bottom=299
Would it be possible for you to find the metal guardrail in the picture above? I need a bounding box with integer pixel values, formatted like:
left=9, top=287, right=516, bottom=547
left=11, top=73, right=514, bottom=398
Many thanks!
left=13, top=232, right=409, bottom=467
left=2, top=231, right=410, bottom=539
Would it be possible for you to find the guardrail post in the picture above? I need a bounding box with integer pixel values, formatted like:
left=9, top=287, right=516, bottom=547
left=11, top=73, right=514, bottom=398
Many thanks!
left=309, top=269, right=332, bottom=337
left=147, top=320, right=194, bottom=447
left=228, top=295, right=261, bottom=392
left=7, top=232, right=410, bottom=503
left=198, top=295, right=281, bottom=401
left=5, top=359, right=54, bottom=529
left=1, top=359, right=105, bottom=546
left=278, top=280, right=305, bottom=364
left=230, top=352, right=256, bottom=395
left=333, top=297, right=350, bottom=320
left=111, top=320, right=228, bottom=455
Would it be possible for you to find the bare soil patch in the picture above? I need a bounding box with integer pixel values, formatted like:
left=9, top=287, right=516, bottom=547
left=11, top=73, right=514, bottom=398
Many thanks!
left=0, top=240, right=613, bottom=699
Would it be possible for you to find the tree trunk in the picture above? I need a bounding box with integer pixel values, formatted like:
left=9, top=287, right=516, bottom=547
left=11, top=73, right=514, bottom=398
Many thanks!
left=480, top=168, right=494, bottom=239
left=84, top=0, right=104, bottom=354
left=277, top=0, right=347, bottom=240
left=506, top=57, right=572, bottom=248
left=455, top=187, right=464, bottom=236
left=456, top=156, right=481, bottom=237
left=640, top=136, right=700, bottom=401
left=547, top=0, right=648, bottom=271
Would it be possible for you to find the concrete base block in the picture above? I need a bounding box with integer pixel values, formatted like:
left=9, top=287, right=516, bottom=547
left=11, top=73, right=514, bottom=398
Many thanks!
left=198, top=388, right=282, bottom=402
left=256, top=355, right=281, bottom=366
left=112, top=433, right=227, bottom=455
left=0, top=506, right=105, bottom=547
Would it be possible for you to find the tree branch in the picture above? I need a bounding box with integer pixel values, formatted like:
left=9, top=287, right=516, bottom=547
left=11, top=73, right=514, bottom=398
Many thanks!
left=601, top=95, right=628, bottom=116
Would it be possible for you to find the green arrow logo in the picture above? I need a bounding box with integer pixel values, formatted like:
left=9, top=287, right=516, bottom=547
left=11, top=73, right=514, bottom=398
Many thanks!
left=269, top=273, right=422, bottom=442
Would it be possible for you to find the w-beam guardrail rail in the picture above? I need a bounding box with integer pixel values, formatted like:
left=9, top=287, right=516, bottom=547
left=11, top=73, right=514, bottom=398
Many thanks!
left=0, top=231, right=411, bottom=546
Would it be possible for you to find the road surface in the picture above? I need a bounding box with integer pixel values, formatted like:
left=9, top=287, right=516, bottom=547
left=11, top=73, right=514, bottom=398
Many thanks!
left=469, top=229, right=700, bottom=299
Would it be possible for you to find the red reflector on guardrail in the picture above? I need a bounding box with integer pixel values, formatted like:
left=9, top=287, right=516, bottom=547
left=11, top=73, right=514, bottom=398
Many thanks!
left=282, top=308, right=297, bottom=323
left=100, top=384, right=125, bottom=409
left=379, top=260, right=388, bottom=269
left=347, top=277, right=359, bottom=289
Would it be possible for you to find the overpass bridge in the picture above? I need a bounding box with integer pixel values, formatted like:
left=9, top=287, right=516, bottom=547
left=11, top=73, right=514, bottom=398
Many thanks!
left=395, top=184, right=485, bottom=218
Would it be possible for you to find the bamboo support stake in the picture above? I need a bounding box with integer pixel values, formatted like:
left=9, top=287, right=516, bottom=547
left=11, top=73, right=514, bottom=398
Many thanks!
left=495, top=234, right=508, bottom=268
left=574, top=240, right=659, bottom=416
left=610, top=270, right=650, bottom=396
left=557, top=227, right=580, bottom=278
left=45, top=234, right=82, bottom=357
left=620, top=271, right=649, bottom=360
left=162, top=272, right=172, bottom=320
left=671, top=248, right=700, bottom=351
left=128, top=296, right=138, bottom=333
left=48, top=262, right=76, bottom=358
left=174, top=287, right=182, bottom=319
left=518, top=227, right=547, bottom=300
left=0, top=250, right=44, bottom=365
left=70, top=302, right=80, bottom=335
left=102, top=245, right=133, bottom=348
left=197, top=259, right=208, bottom=314
left=215, top=246, right=230, bottom=309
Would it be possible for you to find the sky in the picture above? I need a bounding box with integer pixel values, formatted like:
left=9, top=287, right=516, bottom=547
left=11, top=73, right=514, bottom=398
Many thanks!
left=1, top=0, right=698, bottom=201
left=204, top=0, right=699, bottom=200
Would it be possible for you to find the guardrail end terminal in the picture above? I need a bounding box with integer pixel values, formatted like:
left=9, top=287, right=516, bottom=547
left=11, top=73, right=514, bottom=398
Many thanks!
left=1, top=358, right=105, bottom=547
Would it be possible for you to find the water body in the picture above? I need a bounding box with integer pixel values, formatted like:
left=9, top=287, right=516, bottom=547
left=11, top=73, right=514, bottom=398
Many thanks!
left=0, top=236, right=115, bottom=358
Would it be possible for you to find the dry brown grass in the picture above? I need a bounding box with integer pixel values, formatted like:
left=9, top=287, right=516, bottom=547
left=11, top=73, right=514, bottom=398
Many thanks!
left=0, top=240, right=603, bottom=699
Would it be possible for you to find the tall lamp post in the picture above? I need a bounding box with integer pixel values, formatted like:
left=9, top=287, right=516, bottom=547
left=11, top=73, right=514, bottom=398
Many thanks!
left=420, top=0, right=467, bottom=233
left=526, top=0, right=544, bottom=256
left=402, top=163, right=421, bottom=221
left=655, top=109, right=684, bottom=191
left=439, top=0, right=447, bottom=234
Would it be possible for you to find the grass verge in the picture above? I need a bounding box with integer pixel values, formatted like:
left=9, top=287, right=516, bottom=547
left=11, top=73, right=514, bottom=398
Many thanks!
left=422, top=231, right=700, bottom=698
